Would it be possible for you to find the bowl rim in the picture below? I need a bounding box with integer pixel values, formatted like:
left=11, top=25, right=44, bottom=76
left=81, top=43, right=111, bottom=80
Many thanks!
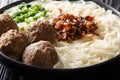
left=0, top=0, right=120, bottom=71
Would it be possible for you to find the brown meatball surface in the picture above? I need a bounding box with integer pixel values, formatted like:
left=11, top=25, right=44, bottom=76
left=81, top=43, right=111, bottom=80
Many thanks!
left=23, top=41, right=58, bottom=68
left=28, top=20, right=57, bottom=43
left=0, top=29, right=29, bottom=60
left=0, top=14, right=18, bottom=36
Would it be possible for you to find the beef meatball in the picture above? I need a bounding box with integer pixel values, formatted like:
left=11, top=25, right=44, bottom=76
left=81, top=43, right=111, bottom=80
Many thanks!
left=28, top=20, right=57, bottom=44
left=23, top=41, right=58, bottom=68
left=0, top=14, right=18, bottom=36
left=0, top=29, right=29, bottom=60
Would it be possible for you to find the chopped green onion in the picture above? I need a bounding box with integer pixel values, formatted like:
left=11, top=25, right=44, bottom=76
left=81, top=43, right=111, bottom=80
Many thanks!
left=28, top=11, right=37, bottom=16
left=25, top=18, right=30, bottom=24
left=38, top=12, right=45, bottom=16
left=31, top=4, right=40, bottom=11
left=26, top=4, right=31, bottom=8
left=21, top=7, right=29, bottom=13
left=14, top=16, right=24, bottom=23
left=12, top=3, right=52, bottom=23
left=19, top=27, right=25, bottom=31
left=23, top=13, right=29, bottom=18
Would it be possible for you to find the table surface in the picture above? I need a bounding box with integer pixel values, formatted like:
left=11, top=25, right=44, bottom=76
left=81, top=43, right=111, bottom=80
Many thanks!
left=0, top=0, right=120, bottom=80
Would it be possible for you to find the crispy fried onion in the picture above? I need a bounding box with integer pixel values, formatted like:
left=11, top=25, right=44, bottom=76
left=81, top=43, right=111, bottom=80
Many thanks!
left=52, top=9, right=98, bottom=43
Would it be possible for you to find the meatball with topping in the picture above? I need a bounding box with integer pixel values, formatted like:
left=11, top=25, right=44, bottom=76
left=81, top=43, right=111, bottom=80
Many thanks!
left=0, top=30, right=29, bottom=60
left=23, top=41, right=58, bottom=68
left=28, top=20, right=57, bottom=44
left=0, top=14, right=18, bottom=36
